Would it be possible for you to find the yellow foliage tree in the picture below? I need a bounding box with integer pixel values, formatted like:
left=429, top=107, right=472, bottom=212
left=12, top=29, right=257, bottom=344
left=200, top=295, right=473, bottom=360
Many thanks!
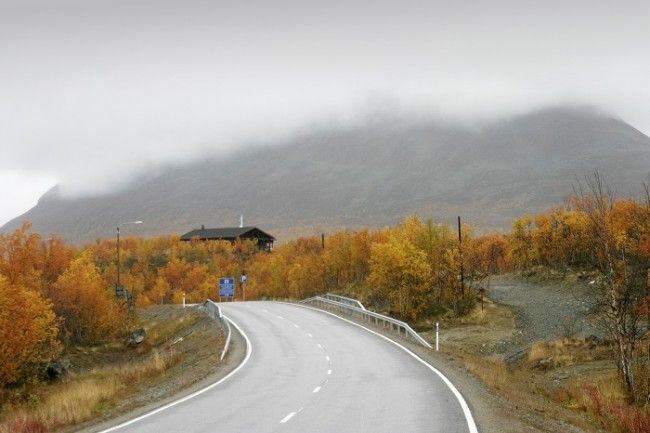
left=368, top=232, right=432, bottom=322
left=52, top=252, right=127, bottom=345
left=0, top=276, right=61, bottom=386
left=287, top=254, right=325, bottom=299
left=0, top=222, right=45, bottom=292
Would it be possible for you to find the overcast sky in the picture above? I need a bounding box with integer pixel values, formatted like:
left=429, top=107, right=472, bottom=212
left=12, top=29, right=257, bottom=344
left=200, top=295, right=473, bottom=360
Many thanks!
left=1, top=0, right=650, bottom=226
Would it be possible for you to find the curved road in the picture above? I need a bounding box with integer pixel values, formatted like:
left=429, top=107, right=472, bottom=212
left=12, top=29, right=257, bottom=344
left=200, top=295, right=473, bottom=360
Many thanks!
left=102, top=302, right=474, bottom=433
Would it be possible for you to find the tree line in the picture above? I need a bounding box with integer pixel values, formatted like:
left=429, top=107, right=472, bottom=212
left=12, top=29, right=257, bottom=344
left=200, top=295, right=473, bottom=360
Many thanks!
left=1, top=172, right=648, bottom=403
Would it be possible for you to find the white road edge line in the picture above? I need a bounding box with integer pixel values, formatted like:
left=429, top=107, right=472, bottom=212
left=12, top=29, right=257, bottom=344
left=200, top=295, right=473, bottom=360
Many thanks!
left=280, top=412, right=297, bottom=423
left=96, top=314, right=252, bottom=433
left=220, top=314, right=232, bottom=361
left=286, top=302, right=480, bottom=433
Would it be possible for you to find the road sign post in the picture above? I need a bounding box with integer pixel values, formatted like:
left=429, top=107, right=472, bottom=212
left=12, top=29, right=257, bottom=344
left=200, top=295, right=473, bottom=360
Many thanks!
left=219, top=277, right=235, bottom=300
left=240, top=273, right=247, bottom=301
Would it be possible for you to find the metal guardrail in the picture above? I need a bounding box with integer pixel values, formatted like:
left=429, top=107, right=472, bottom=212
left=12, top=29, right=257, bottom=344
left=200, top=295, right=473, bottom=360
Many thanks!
left=200, top=299, right=232, bottom=360
left=322, top=293, right=366, bottom=310
left=301, top=296, right=432, bottom=349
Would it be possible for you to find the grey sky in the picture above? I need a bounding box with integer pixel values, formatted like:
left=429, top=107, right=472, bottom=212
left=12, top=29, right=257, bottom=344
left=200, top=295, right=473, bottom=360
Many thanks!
left=1, top=0, right=650, bottom=225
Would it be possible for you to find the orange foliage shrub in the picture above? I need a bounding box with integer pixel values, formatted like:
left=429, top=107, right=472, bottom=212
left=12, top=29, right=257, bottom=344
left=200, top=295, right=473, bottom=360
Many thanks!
left=51, top=253, right=127, bottom=345
left=0, top=276, right=61, bottom=387
left=0, top=223, right=45, bottom=291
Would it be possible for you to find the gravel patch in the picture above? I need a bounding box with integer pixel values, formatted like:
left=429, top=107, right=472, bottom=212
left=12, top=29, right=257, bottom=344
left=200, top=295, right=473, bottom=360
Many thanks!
left=488, top=274, right=603, bottom=346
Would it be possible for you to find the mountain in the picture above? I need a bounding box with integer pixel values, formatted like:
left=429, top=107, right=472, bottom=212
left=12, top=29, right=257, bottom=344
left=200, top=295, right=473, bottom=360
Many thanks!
left=3, top=106, right=650, bottom=243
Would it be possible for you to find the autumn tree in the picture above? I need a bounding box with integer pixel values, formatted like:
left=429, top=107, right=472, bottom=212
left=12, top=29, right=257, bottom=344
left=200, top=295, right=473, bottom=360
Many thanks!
left=51, top=252, right=128, bottom=345
left=0, top=222, right=45, bottom=291
left=467, top=234, right=509, bottom=276
left=41, top=236, right=75, bottom=293
left=573, top=172, right=649, bottom=401
left=368, top=219, right=433, bottom=321
left=0, top=276, right=61, bottom=387
left=287, top=254, right=325, bottom=299
left=509, top=215, right=533, bottom=270
left=247, top=247, right=290, bottom=299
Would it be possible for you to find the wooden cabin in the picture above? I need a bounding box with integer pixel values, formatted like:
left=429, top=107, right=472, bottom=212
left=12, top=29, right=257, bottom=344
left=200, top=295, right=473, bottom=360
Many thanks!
left=180, top=225, right=275, bottom=251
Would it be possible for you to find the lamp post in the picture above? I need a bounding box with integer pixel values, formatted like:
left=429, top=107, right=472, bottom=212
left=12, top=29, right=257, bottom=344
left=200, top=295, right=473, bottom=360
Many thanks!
left=116, top=220, right=142, bottom=291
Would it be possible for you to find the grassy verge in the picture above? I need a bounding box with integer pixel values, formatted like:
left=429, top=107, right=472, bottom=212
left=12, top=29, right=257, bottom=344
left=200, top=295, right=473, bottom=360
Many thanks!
left=0, top=306, right=222, bottom=433
left=429, top=296, right=649, bottom=433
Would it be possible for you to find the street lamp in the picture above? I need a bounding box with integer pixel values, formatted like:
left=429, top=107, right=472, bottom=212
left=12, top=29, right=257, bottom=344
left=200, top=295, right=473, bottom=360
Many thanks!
left=116, top=220, right=142, bottom=291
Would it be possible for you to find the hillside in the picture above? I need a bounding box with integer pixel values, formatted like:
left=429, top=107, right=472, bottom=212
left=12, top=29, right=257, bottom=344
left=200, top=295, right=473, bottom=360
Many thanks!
left=3, top=106, right=650, bottom=243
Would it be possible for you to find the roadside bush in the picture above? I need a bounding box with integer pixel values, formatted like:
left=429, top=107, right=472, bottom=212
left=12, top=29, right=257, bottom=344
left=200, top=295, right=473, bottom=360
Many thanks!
left=455, top=292, right=477, bottom=316
left=51, top=253, right=127, bottom=345
left=0, top=276, right=61, bottom=387
left=582, top=382, right=650, bottom=433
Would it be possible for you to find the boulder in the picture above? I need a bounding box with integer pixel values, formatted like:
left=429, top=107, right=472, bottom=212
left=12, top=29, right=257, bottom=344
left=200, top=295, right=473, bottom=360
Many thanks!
left=45, top=360, right=70, bottom=380
left=127, top=328, right=146, bottom=346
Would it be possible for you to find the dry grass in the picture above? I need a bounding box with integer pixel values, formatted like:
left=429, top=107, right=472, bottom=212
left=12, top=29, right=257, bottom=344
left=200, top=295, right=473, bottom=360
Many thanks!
left=463, top=356, right=510, bottom=391
left=560, top=375, right=650, bottom=433
left=0, top=378, right=119, bottom=433
left=0, top=346, right=181, bottom=432
left=437, top=299, right=627, bottom=432
left=0, top=306, right=218, bottom=433
left=525, top=338, right=609, bottom=370
left=98, top=349, right=181, bottom=383
left=475, top=336, right=647, bottom=433
left=141, top=309, right=204, bottom=346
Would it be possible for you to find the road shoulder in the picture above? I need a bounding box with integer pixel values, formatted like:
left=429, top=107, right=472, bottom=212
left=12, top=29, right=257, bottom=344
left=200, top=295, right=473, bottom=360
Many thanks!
left=73, top=314, right=247, bottom=433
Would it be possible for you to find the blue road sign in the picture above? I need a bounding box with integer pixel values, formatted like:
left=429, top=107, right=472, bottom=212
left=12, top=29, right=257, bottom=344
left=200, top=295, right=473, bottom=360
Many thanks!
left=219, top=277, right=235, bottom=297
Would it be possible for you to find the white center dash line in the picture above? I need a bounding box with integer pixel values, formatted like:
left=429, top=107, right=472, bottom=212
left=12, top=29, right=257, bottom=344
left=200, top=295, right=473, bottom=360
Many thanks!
left=307, top=333, right=313, bottom=338
left=325, top=356, right=330, bottom=362
left=313, top=386, right=321, bottom=393
left=317, top=343, right=322, bottom=349
left=293, top=324, right=300, bottom=328
left=280, top=412, right=296, bottom=423
left=327, top=369, right=332, bottom=375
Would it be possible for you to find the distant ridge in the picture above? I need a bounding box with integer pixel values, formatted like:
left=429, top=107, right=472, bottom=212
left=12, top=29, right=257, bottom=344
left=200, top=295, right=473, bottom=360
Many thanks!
left=3, top=106, right=650, bottom=243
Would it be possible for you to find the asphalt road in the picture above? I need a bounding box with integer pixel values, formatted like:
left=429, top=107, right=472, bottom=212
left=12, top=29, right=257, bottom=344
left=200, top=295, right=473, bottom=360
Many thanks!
left=101, top=302, right=474, bottom=433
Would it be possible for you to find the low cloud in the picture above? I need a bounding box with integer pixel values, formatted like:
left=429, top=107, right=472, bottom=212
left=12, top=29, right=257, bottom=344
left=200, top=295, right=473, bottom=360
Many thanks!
left=1, top=0, right=649, bottom=202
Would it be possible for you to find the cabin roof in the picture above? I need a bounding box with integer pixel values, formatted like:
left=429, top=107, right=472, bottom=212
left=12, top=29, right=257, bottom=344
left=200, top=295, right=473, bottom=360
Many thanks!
left=180, top=226, right=275, bottom=241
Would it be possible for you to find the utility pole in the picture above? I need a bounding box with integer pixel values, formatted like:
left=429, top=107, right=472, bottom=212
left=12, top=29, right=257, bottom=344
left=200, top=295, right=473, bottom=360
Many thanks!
left=115, top=220, right=143, bottom=301
left=116, top=226, right=121, bottom=289
left=458, top=216, right=464, bottom=296
left=321, top=233, right=325, bottom=250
